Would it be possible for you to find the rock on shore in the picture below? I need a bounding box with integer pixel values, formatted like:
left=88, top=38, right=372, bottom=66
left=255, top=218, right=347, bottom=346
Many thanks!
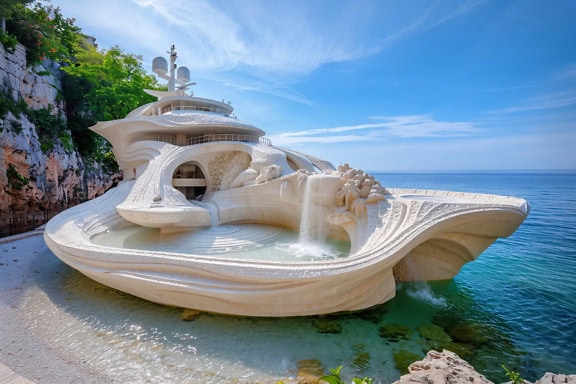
left=393, top=350, right=576, bottom=384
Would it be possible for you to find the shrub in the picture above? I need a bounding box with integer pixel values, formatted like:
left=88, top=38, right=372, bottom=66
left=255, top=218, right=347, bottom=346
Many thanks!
left=6, top=163, right=30, bottom=191
left=0, top=31, right=18, bottom=53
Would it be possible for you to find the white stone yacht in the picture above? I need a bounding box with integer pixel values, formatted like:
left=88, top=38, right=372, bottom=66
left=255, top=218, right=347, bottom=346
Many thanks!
left=44, top=46, right=529, bottom=316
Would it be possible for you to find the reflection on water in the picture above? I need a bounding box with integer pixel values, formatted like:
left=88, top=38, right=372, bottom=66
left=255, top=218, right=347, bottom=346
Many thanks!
left=91, top=224, right=350, bottom=261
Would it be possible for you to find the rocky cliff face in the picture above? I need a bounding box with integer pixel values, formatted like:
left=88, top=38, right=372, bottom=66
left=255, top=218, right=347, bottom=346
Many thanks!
left=0, top=42, right=118, bottom=218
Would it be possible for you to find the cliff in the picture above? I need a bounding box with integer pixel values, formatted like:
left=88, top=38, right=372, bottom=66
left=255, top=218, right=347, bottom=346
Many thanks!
left=0, top=42, right=118, bottom=227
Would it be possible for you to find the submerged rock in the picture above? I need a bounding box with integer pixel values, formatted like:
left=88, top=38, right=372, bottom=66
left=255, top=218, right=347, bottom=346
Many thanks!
left=297, top=359, right=324, bottom=384
left=447, top=322, right=490, bottom=345
left=351, top=344, right=371, bottom=371
left=311, top=317, right=342, bottom=334
left=393, top=350, right=423, bottom=374
left=379, top=323, right=412, bottom=342
left=180, top=308, right=202, bottom=321
left=417, top=323, right=452, bottom=350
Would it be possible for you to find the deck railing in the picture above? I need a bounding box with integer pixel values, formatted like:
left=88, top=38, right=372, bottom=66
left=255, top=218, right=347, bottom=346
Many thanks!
left=129, top=134, right=271, bottom=146
left=129, top=135, right=177, bottom=145
left=187, top=134, right=271, bottom=146
left=161, top=105, right=232, bottom=116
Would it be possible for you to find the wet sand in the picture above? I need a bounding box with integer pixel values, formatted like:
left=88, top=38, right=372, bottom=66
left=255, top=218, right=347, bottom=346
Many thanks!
left=0, top=231, right=116, bottom=384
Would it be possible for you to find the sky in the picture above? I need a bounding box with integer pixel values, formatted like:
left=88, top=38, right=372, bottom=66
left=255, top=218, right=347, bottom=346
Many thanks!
left=48, top=0, right=576, bottom=171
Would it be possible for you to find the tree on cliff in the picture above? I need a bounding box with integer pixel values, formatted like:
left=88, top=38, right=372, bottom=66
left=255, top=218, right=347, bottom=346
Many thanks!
left=61, top=45, right=160, bottom=168
left=2, top=1, right=162, bottom=171
left=63, top=45, right=158, bottom=121
left=4, top=1, right=81, bottom=64
left=0, top=0, right=31, bottom=33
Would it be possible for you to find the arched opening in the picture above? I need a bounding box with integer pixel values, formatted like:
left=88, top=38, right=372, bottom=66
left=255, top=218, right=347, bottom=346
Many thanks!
left=172, top=162, right=207, bottom=201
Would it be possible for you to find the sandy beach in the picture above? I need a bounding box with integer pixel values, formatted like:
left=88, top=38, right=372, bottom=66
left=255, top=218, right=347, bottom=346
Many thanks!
left=0, top=231, right=115, bottom=384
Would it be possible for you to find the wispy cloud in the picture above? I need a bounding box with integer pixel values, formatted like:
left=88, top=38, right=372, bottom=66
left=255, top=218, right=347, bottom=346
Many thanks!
left=269, top=115, right=483, bottom=145
left=554, top=63, right=576, bottom=81
left=487, top=64, right=576, bottom=114
left=52, top=0, right=487, bottom=107
left=126, top=0, right=485, bottom=75
left=375, top=0, right=486, bottom=50
left=491, top=91, right=576, bottom=114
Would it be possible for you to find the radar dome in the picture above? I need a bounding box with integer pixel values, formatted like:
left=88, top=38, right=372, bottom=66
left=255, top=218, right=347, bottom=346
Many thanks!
left=177, top=66, right=190, bottom=84
left=152, top=56, right=168, bottom=77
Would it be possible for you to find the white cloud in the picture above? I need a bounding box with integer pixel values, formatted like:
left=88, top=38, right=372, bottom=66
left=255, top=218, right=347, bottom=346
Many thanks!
left=54, top=0, right=485, bottom=76
left=306, top=131, right=576, bottom=171
left=269, top=115, right=483, bottom=145
left=491, top=91, right=576, bottom=114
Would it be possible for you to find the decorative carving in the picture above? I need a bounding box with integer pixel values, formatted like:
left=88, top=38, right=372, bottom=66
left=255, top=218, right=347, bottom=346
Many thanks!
left=207, top=151, right=251, bottom=191
left=255, top=164, right=281, bottom=184
left=335, top=163, right=387, bottom=217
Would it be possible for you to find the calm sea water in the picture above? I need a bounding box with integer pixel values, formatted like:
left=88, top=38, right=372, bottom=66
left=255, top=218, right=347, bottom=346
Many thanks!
left=373, top=171, right=576, bottom=379
left=17, top=171, right=576, bottom=383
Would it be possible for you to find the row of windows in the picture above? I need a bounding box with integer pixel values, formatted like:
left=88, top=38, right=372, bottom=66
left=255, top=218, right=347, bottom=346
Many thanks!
left=129, top=134, right=271, bottom=146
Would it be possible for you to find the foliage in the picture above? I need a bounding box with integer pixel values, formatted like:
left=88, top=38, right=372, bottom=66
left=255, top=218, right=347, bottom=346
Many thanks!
left=502, top=365, right=525, bottom=384
left=1, top=79, right=29, bottom=118
left=27, top=106, right=65, bottom=136
left=3, top=1, right=160, bottom=173
left=5, top=0, right=82, bottom=65
left=6, top=163, right=29, bottom=191
left=0, top=30, right=18, bottom=52
left=0, top=0, right=32, bottom=19
left=62, top=45, right=158, bottom=120
left=320, top=366, right=374, bottom=384
left=61, top=44, right=159, bottom=169
left=59, top=129, right=74, bottom=153
left=9, top=118, right=22, bottom=133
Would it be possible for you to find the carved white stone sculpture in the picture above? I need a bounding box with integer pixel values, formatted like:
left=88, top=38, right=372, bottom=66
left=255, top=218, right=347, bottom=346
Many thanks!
left=43, top=47, right=529, bottom=317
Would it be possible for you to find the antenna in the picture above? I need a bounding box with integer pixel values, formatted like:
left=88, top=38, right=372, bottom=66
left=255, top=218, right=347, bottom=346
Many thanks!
left=152, top=45, right=194, bottom=94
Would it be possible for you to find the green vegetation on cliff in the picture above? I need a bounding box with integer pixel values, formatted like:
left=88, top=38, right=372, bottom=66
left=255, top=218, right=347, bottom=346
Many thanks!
left=1, top=0, right=162, bottom=172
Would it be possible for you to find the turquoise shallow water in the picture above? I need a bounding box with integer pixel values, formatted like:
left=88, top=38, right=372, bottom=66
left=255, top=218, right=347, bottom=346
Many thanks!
left=12, top=171, right=576, bottom=383
left=375, top=171, right=576, bottom=380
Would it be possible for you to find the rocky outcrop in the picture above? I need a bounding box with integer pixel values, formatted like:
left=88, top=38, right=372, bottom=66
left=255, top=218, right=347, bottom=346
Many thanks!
left=535, top=373, right=576, bottom=384
left=393, top=350, right=492, bottom=384
left=0, top=41, right=117, bottom=219
left=0, top=43, right=63, bottom=113
left=393, top=350, right=576, bottom=384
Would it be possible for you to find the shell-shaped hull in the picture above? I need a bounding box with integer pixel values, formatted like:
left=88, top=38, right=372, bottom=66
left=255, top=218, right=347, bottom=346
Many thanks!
left=44, top=173, right=529, bottom=316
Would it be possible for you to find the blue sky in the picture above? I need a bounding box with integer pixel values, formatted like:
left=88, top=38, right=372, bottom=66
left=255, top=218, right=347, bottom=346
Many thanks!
left=49, top=0, right=575, bottom=171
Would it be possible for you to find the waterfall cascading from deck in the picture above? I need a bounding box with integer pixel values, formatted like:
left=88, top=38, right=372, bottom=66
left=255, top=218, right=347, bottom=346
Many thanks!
left=192, top=200, right=220, bottom=226
left=290, top=174, right=342, bottom=259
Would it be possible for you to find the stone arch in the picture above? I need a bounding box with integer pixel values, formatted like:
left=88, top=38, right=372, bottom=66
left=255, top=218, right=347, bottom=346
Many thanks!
left=172, top=161, right=207, bottom=200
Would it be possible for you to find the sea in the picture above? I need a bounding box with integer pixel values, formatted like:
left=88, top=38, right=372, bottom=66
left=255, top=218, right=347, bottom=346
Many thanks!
left=11, top=171, right=576, bottom=383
